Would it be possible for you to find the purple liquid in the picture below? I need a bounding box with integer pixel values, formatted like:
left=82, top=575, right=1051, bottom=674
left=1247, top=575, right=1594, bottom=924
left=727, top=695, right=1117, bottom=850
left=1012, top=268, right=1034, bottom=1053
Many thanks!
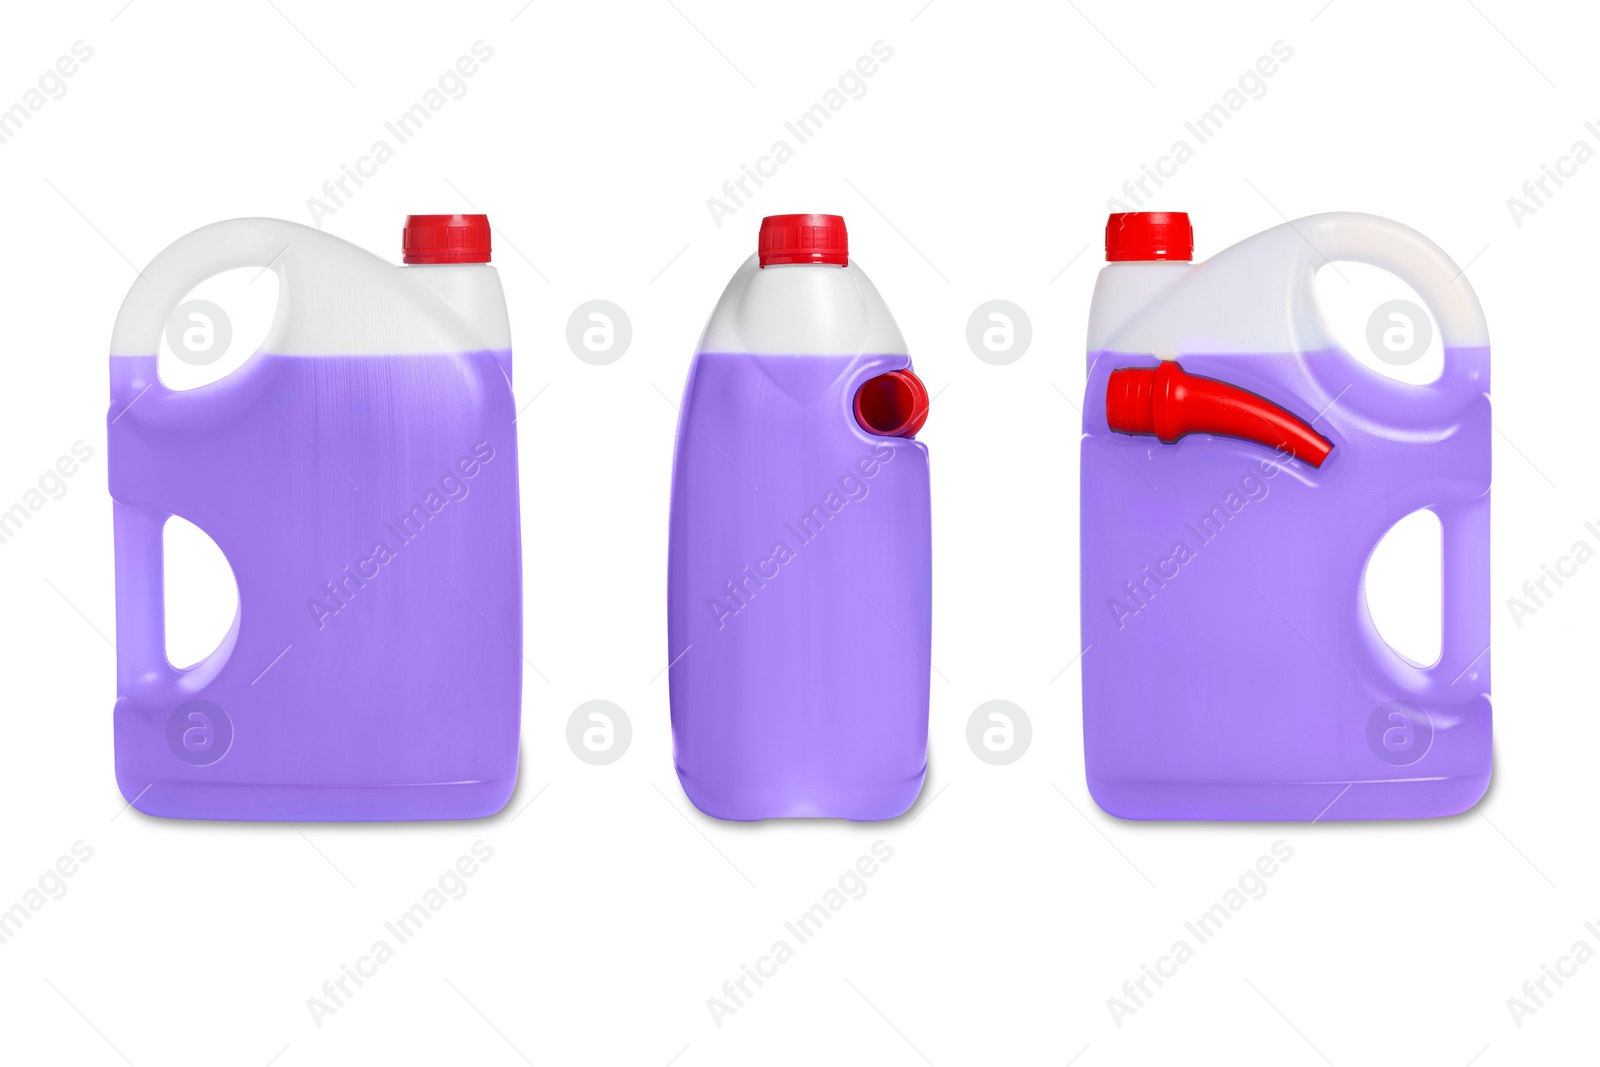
left=667, top=352, right=931, bottom=820
left=109, top=350, right=522, bottom=820
left=1080, top=348, right=1491, bottom=820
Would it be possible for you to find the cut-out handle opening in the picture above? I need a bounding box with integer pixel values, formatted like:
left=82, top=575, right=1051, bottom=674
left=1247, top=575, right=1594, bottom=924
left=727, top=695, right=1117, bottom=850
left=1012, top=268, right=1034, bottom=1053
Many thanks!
left=1362, top=508, right=1443, bottom=669
left=1314, top=261, right=1444, bottom=385
left=156, top=267, right=280, bottom=391
left=163, top=515, right=240, bottom=670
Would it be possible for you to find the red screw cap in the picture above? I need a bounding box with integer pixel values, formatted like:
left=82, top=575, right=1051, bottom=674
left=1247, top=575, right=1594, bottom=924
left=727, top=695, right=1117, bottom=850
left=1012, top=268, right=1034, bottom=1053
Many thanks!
left=759, top=213, right=848, bottom=267
left=1105, top=211, right=1193, bottom=262
left=854, top=369, right=929, bottom=438
left=403, top=214, right=491, bottom=264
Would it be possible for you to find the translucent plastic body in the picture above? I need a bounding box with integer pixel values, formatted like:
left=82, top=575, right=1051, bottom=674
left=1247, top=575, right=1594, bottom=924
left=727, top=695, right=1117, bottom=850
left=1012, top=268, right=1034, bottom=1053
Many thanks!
left=109, top=220, right=522, bottom=821
left=667, top=257, right=931, bottom=820
left=1080, top=214, right=1491, bottom=820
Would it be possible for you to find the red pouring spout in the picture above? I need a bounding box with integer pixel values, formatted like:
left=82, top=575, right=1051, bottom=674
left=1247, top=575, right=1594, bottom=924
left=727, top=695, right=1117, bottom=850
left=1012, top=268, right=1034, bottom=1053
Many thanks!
left=1106, top=361, right=1333, bottom=467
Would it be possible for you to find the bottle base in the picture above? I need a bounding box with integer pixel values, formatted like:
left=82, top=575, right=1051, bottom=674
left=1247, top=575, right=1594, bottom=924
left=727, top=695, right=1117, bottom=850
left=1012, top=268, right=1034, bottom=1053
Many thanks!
left=1086, top=770, right=1492, bottom=822
left=114, top=774, right=518, bottom=822
left=675, top=764, right=927, bottom=822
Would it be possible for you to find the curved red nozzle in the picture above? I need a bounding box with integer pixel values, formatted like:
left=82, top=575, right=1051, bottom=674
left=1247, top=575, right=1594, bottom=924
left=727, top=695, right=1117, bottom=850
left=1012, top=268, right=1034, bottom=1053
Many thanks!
left=854, top=369, right=928, bottom=437
left=1105, top=361, right=1333, bottom=468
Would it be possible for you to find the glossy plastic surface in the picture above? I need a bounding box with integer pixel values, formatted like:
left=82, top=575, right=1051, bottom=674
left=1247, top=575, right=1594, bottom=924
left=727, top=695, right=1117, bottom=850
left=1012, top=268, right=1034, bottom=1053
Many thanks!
left=1081, top=214, right=1491, bottom=820
left=108, top=219, right=521, bottom=821
left=667, top=256, right=931, bottom=821
left=1107, top=361, right=1333, bottom=467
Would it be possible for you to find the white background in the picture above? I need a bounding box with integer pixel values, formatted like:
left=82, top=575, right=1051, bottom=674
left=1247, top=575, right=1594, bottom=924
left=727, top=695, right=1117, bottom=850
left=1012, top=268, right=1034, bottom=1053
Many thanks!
left=0, top=1, right=1594, bottom=1064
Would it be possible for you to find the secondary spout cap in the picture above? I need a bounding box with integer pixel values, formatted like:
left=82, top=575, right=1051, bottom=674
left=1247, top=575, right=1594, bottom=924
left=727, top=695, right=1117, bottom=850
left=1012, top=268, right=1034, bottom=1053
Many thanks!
left=855, top=369, right=928, bottom=438
left=1106, top=361, right=1333, bottom=468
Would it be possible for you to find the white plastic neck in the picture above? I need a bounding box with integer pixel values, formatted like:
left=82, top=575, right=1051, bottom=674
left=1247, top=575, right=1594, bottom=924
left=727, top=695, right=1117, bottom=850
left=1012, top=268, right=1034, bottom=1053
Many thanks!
left=697, top=254, right=908, bottom=356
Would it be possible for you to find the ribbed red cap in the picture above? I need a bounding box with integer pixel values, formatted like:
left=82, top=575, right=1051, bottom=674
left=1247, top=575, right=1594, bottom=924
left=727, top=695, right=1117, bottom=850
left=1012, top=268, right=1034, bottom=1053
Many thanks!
left=759, top=214, right=848, bottom=267
left=1105, top=366, right=1158, bottom=434
left=403, top=214, right=491, bottom=264
left=1105, top=212, right=1192, bottom=262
